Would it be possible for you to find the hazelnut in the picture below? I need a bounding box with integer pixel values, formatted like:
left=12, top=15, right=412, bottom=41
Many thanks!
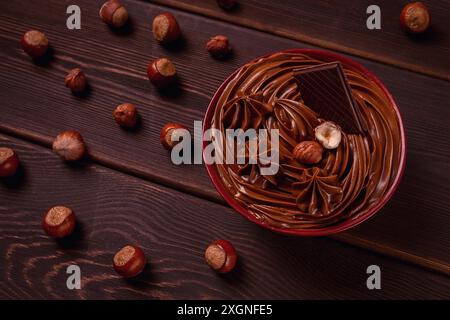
left=113, top=103, right=138, bottom=128
left=400, top=2, right=430, bottom=34
left=64, top=68, right=87, bottom=93
left=52, top=130, right=86, bottom=161
left=205, top=240, right=237, bottom=273
left=206, top=35, right=232, bottom=59
left=160, top=123, right=188, bottom=150
left=0, top=147, right=19, bottom=177
left=113, top=245, right=147, bottom=278
left=314, top=121, right=342, bottom=149
left=21, top=30, right=49, bottom=59
left=147, top=58, right=177, bottom=88
left=293, top=141, right=323, bottom=164
left=99, top=0, right=129, bottom=28
left=42, top=206, right=76, bottom=238
left=217, top=0, right=238, bottom=11
left=152, top=12, right=181, bottom=43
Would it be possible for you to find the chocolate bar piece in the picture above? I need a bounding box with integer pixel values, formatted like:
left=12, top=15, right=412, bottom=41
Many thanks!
left=294, top=62, right=366, bottom=134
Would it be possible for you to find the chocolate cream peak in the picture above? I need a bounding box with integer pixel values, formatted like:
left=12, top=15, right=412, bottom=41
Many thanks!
left=211, top=52, right=402, bottom=230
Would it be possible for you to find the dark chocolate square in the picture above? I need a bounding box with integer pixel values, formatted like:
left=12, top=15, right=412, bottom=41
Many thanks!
left=294, top=62, right=366, bottom=134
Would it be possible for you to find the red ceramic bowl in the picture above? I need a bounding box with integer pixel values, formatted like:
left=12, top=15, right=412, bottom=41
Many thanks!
left=203, top=49, right=407, bottom=236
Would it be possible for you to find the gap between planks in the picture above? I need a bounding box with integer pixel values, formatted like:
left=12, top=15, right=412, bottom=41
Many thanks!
left=1, top=124, right=449, bottom=278
left=147, top=0, right=450, bottom=82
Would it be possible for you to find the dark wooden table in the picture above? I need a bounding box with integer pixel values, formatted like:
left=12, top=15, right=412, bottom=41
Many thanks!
left=0, top=0, right=449, bottom=299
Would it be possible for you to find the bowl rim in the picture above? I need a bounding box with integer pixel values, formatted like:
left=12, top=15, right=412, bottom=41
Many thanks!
left=202, top=48, right=407, bottom=236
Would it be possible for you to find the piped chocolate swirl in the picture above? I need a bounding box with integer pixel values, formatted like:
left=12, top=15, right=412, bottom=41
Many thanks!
left=211, top=52, right=402, bottom=230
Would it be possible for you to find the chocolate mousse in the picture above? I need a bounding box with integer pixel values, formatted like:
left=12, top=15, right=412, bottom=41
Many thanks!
left=210, top=52, right=403, bottom=230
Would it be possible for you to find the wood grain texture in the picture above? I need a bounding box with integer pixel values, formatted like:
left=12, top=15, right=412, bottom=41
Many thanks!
left=0, top=0, right=450, bottom=276
left=150, top=0, right=450, bottom=81
left=1, top=134, right=450, bottom=299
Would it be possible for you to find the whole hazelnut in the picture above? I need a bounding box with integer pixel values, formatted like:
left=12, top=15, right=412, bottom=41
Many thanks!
left=206, top=35, right=232, bottom=59
left=113, top=245, right=147, bottom=278
left=160, top=123, right=188, bottom=150
left=293, top=141, right=323, bottom=165
left=400, top=2, right=430, bottom=34
left=21, top=30, right=49, bottom=59
left=64, top=68, right=87, bottom=93
left=0, top=147, right=19, bottom=177
left=314, top=121, right=342, bottom=149
left=205, top=239, right=237, bottom=274
left=42, top=206, right=76, bottom=238
left=99, top=0, right=129, bottom=28
left=152, top=12, right=181, bottom=43
left=217, top=0, right=238, bottom=11
left=52, top=130, right=86, bottom=161
left=147, top=58, right=177, bottom=88
left=113, top=103, right=138, bottom=128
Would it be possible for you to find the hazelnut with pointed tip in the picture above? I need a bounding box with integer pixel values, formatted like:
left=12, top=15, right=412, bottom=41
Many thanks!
left=21, top=30, right=49, bottom=59
left=113, top=103, right=138, bottom=128
left=400, top=2, right=430, bottom=34
left=152, top=12, right=181, bottom=43
left=65, top=68, right=87, bottom=93
left=205, top=239, right=237, bottom=273
left=0, top=147, right=19, bottom=177
left=99, top=0, right=129, bottom=28
left=113, top=245, right=146, bottom=278
left=52, top=130, right=86, bottom=161
left=314, top=121, right=342, bottom=149
left=206, top=35, right=232, bottom=59
left=293, top=141, right=323, bottom=164
left=42, top=206, right=76, bottom=238
left=160, top=123, right=188, bottom=150
left=147, top=58, right=177, bottom=88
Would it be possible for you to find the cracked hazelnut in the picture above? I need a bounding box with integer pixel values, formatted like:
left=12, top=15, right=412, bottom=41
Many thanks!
left=113, top=245, right=146, bottom=278
left=160, top=123, right=188, bottom=150
left=152, top=12, right=181, bottom=43
left=42, top=206, right=76, bottom=238
left=147, top=58, right=177, bottom=88
left=52, top=130, right=86, bottom=161
left=113, top=103, right=138, bottom=128
left=64, top=68, right=87, bottom=93
left=0, top=147, right=19, bottom=177
left=315, top=121, right=342, bottom=149
left=206, top=35, right=232, bottom=58
left=293, top=141, right=323, bottom=164
left=21, top=30, right=49, bottom=59
left=205, top=240, right=237, bottom=273
left=400, top=2, right=430, bottom=34
left=99, top=0, right=129, bottom=28
left=217, top=0, right=238, bottom=11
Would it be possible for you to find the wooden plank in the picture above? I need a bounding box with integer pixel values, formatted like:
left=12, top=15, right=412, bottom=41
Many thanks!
left=0, top=0, right=450, bottom=273
left=1, top=133, right=450, bottom=299
left=150, top=0, right=450, bottom=81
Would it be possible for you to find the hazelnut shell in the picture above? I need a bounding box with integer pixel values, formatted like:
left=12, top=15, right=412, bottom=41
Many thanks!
left=206, top=35, right=232, bottom=58
left=293, top=141, right=323, bottom=164
left=99, top=0, right=129, bottom=28
left=113, top=245, right=147, bottom=278
left=52, top=130, right=86, bottom=161
left=160, top=123, right=187, bottom=150
left=42, top=206, right=76, bottom=238
left=113, top=103, right=138, bottom=128
left=205, top=239, right=237, bottom=273
left=21, top=30, right=49, bottom=58
left=152, top=12, right=181, bottom=43
left=64, top=68, right=87, bottom=93
left=400, top=2, right=430, bottom=34
left=147, top=58, right=177, bottom=88
left=0, top=147, right=19, bottom=177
